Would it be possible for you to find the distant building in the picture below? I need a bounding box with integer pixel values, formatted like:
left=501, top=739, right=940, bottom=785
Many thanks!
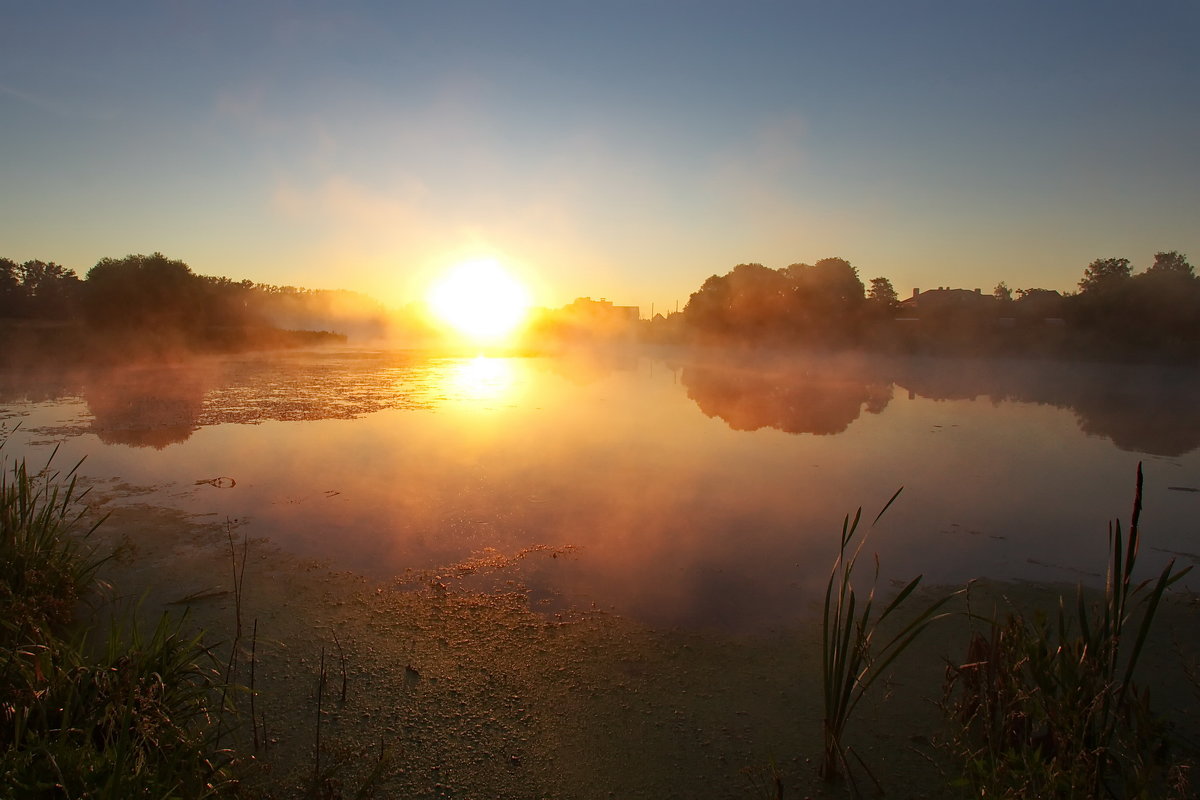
left=899, top=287, right=996, bottom=315
left=898, top=286, right=1066, bottom=327
left=539, top=297, right=641, bottom=340
left=562, top=297, right=640, bottom=324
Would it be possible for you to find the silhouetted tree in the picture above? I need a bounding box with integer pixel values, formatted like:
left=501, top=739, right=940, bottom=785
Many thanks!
left=786, top=258, right=865, bottom=308
left=1065, top=252, right=1200, bottom=355
left=683, top=258, right=867, bottom=343
left=19, top=260, right=81, bottom=319
left=1013, top=288, right=1063, bottom=319
left=0, top=258, right=81, bottom=319
left=83, top=253, right=203, bottom=333
left=196, top=274, right=266, bottom=329
left=1078, top=257, right=1132, bottom=293
left=784, top=258, right=865, bottom=342
left=1126, top=253, right=1200, bottom=348
left=993, top=282, right=1013, bottom=303
left=683, top=263, right=792, bottom=338
left=1146, top=250, right=1194, bottom=277
left=867, top=277, right=899, bottom=310
left=0, top=258, right=21, bottom=317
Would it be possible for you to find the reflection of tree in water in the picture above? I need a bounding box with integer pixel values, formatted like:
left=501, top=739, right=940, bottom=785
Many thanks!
left=84, top=365, right=210, bottom=449
left=682, top=360, right=892, bottom=435
left=0, top=370, right=84, bottom=405
left=893, top=358, right=1200, bottom=457
left=1075, top=399, right=1199, bottom=457
left=1068, top=371, right=1200, bottom=457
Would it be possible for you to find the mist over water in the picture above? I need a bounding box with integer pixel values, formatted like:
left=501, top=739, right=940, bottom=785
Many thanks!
left=2, top=347, right=1198, bottom=632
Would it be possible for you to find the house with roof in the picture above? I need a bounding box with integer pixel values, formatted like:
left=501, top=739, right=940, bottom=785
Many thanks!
left=898, top=287, right=997, bottom=317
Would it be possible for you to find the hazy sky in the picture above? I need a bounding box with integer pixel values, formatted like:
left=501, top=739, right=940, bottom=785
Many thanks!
left=3, top=1, right=1197, bottom=313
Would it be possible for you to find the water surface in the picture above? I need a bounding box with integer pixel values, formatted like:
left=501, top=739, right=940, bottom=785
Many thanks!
left=3, top=347, right=1197, bottom=631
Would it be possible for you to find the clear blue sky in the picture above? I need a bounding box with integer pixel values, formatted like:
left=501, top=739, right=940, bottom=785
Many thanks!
left=2, top=1, right=1197, bottom=313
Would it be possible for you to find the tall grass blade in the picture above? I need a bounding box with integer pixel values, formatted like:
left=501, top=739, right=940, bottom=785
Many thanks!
left=819, top=487, right=950, bottom=784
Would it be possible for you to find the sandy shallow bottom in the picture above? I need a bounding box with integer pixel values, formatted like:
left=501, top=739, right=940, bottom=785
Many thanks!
left=81, top=491, right=1200, bottom=800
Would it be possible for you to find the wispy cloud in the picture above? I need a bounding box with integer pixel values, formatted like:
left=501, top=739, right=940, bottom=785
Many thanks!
left=0, top=83, right=74, bottom=117
left=0, top=81, right=118, bottom=123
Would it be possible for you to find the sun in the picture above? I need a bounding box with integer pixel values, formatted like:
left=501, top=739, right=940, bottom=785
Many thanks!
left=426, top=259, right=533, bottom=343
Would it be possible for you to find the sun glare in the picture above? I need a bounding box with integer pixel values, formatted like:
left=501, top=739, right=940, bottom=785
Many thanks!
left=449, top=356, right=517, bottom=403
left=426, top=259, right=532, bottom=343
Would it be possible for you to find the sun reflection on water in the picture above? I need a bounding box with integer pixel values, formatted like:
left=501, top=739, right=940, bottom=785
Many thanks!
left=444, top=356, right=519, bottom=404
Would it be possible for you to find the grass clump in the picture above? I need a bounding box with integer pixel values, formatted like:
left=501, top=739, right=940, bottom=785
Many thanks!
left=0, top=446, right=105, bottom=647
left=942, top=464, right=1194, bottom=798
left=0, top=441, right=235, bottom=798
left=2, top=613, right=233, bottom=798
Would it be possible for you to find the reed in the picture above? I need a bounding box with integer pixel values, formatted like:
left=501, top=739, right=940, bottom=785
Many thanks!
left=315, top=646, right=327, bottom=788
left=1, top=442, right=236, bottom=798
left=334, top=629, right=348, bottom=703
left=942, top=464, right=1193, bottom=798
left=820, top=488, right=955, bottom=786
left=296, top=636, right=394, bottom=799
left=250, top=618, right=259, bottom=751
left=215, top=523, right=249, bottom=753
left=1, top=443, right=107, bottom=649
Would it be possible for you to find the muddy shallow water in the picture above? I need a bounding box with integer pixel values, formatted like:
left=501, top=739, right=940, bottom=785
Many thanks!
left=3, top=346, right=1200, bottom=796
left=84, top=498, right=1200, bottom=799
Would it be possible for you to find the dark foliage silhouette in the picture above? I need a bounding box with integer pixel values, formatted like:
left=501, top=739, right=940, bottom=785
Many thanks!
left=682, top=258, right=866, bottom=344
left=0, top=258, right=81, bottom=319
left=672, top=251, right=1199, bottom=360
left=0, top=251, right=382, bottom=364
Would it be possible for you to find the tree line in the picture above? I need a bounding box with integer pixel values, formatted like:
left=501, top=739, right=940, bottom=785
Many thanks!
left=0, top=258, right=80, bottom=320
left=0, top=253, right=397, bottom=367
left=655, top=251, right=1199, bottom=358
left=1, top=252, right=386, bottom=346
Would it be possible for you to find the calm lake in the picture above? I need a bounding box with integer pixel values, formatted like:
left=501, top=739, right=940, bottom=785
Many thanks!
left=3, top=347, right=1198, bottom=632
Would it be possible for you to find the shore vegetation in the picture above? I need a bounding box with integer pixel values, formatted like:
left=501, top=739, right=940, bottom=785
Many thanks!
left=0, top=441, right=235, bottom=798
